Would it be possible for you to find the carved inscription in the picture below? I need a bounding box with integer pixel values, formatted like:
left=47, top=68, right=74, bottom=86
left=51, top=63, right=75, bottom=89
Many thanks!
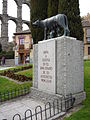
left=40, top=50, right=53, bottom=83
left=38, top=40, right=56, bottom=93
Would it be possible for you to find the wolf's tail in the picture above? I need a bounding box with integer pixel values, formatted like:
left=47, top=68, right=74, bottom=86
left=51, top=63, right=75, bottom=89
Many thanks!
left=64, top=15, right=70, bottom=36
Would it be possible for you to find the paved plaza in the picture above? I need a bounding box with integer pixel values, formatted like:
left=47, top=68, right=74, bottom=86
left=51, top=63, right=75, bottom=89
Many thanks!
left=0, top=67, right=13, bottom=71
left=0, top=96, right=45, bottom=120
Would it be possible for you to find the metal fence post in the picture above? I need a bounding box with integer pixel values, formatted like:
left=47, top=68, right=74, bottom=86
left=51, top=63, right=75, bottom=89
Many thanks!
left=0, top=92, right=1, bottom=102
left=8, top=91, right=9, bottom=100
left=25, top=109, right=32, bottom=120
left=35, top=106, right=42, bottom=120
left=15, top=88, right=16, bottom=97
left=12, top=114, right=21, bottom=120
left=11, top=90, right=13, bottom=99
left=45, top=102, right=51, bottom=119
left=4, top=92, right=6, bottom=101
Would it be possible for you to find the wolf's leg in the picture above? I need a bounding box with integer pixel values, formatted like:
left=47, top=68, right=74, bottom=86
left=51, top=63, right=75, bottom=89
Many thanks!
left=44, top=27, right=47, bottom=40
left=64, top=28, right=66, bottom=36
left=67, top=29, right=70, bottom=36
left=56, top=27, right=60, bottom=37
left=64, top=28, right=70, bottom=36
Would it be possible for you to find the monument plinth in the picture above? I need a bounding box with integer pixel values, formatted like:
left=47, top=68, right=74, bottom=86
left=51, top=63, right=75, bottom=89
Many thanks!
left=31, top=36, right=85, bottom=105
left=38, top=40, right=56, bottom=94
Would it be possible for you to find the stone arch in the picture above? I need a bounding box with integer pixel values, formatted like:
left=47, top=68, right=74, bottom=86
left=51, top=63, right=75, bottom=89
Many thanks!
left=0, top=0, right=30, bottom=51
left=8, top=0, right=17, bottom=17
left=22, top=23, right=29, bottom=31
left=23, top=20, right=30, bottom=28
left=8, top=20, right=16, bottom=42
left=8, top=17, right=17, bottom=25
left=13, top=0, right=18, bottom=6
left=22, top=0, right=30, bottom=8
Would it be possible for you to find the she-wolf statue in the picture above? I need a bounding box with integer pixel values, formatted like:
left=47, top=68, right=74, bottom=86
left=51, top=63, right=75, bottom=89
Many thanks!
left=32, top=14, right=70, bottom=40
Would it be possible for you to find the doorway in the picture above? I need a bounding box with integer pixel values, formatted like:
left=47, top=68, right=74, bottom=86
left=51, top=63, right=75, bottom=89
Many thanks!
left=19, top=53, right=24, bottom=64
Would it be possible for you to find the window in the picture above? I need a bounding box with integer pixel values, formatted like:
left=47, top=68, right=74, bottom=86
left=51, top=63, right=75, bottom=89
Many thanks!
left=20, top=39, right=24, bottom=45
left=87, top=29, right=90, bottom=37
left=88, top=47, right=90, bottom=55
left=87, top=37, right=90, bottom=42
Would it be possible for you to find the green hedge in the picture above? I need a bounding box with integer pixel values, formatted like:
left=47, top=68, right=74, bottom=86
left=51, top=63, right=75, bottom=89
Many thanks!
left=0, top=51, right=14, bottom=59
left=0, top=43, right=2, bottom=52
left=0, top=64, right=32, bottom=73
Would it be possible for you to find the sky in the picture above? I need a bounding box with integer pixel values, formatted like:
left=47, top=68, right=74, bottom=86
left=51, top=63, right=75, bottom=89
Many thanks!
left=79, top=0, right=90, bottom=16
left=0, top=0, right=90, bottom=42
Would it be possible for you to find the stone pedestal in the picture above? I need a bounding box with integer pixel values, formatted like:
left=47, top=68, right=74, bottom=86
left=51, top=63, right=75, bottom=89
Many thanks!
left=38, top=40, right=56, bottom=94
left=32, top=36, right=86, bottom=104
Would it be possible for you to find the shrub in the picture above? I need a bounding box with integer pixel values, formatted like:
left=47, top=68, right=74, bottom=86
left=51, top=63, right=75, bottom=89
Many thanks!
left=0, top=51, right=14, bottom=59
left=11, top=65, right=32, bottom=73
left=0, top=65, right=33, bottom=82
left=0, top=43, right=2, bottom=52
left=0, top=70, right=32, bottom=82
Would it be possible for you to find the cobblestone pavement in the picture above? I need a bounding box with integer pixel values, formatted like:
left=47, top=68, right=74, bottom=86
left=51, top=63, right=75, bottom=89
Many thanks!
left=0, top=97, right=45, bottom=120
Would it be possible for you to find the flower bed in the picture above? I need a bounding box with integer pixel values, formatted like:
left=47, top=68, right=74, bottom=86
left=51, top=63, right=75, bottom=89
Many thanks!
left=0, top=70, right=32, bottom=82
left=0, top=65, right=33, bottom=82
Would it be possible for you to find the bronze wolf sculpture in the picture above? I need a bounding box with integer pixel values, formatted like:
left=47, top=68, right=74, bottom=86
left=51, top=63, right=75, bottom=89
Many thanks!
left=33, top=14, right=70, bottom=40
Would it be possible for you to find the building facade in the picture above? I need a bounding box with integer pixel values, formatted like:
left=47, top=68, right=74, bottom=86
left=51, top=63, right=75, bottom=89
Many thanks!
left=13, top=30, right=33, bottom=65
left=82, top=20, right=90, bottom=60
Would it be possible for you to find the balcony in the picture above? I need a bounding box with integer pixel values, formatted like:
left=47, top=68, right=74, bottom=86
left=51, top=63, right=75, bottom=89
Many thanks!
left=17, top=43, right=33, bottom=53
left=18, top=45, right=25, bottom=53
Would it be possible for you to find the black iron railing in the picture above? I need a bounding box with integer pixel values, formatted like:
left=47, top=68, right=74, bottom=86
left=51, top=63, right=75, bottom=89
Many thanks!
left=0, top=86, right=30, bottom=102
left=12, top=94, right=75, bottom=120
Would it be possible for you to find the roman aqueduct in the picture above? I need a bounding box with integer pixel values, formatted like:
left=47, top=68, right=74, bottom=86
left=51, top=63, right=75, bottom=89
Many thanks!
left=0, top=0, right=30, bottom=51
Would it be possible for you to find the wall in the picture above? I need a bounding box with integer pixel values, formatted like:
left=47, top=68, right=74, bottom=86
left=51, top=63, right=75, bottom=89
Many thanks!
left=14, top=33, right=33, bottom=65
left=5, top=59, right=15, bottom=66
left=83, top=27, right=90, bottom=60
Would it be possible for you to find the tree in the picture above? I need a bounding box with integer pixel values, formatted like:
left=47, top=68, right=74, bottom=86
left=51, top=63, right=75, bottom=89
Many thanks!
left=83, top=13, right=90, bottom=21
left=0, top=43, right=2, bottom=52
left=30, top=0, right=48, bottom=44
left=58, top=0, right=84, bottom=40
left=48, top=0, right=59, bottom=17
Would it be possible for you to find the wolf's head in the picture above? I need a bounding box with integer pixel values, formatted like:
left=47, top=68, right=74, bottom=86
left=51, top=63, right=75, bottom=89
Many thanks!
left=32, top=20, right=40, bottom=27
